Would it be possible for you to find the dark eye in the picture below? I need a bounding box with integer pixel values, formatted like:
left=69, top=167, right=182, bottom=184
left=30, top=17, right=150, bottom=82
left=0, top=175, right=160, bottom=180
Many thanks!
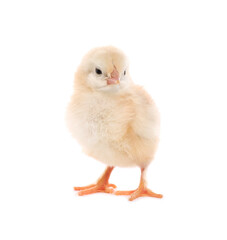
left=124, top=70, right=126, bottom=75
left=95, top=68, right=102, bottom=75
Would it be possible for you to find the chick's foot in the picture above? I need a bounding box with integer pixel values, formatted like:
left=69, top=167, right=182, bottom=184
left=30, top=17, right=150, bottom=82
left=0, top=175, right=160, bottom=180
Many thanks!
left=73, top=166, right=116, bottom=196
left=115, top=187, right=163, bottom=201
left=115, top=167, right=163, bottom=201
left=75, top=183, right=116, bottom=196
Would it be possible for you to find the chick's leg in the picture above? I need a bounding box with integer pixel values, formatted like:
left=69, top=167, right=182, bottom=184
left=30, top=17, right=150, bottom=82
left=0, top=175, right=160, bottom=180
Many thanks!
left=115, top=168, right=163, bottom=201
left=74, top=166, right=116, bottom=196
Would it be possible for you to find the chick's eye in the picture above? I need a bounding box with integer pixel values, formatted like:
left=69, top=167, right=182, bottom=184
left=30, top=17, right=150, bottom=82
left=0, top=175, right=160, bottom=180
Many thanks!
left=124, top=70, right=126, bottom=75
left=95, top=68, right=102, bottom=75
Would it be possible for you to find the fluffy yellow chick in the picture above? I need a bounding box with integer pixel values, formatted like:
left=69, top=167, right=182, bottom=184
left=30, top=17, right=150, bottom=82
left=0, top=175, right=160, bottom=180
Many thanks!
left=66, top=46, right=162, bottom=201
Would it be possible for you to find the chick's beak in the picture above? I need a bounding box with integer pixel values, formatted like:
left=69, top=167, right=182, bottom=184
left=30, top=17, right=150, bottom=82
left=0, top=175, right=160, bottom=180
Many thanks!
left=107, top=68, right=120, bottom=85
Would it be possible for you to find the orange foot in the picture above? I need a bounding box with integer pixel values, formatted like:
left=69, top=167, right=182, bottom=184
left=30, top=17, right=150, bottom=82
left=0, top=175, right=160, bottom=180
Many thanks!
left=115, top=187, right=163, bottom=201
left=115, top=167, right=163, bottom=201
left=74, top=166, right=116, bottom=196
left=74, top=183, right=117, bottom=196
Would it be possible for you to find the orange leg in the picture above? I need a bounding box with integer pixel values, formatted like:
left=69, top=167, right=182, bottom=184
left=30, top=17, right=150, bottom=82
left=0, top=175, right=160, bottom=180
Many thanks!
left=74, top=166, right=116, bottom=196
left=115, top=168, right=163, bottom=201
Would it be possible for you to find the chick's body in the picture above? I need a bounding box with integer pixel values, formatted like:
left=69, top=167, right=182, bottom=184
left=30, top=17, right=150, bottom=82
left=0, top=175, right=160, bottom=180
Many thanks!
left=67, top=84, right=160, bottom=168
left=67, top=46, right=162, bottom=200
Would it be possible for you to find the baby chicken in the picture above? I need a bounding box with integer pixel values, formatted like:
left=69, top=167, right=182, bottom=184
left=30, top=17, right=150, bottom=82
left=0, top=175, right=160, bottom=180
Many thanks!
left=66, top=46, right=162, bottom=201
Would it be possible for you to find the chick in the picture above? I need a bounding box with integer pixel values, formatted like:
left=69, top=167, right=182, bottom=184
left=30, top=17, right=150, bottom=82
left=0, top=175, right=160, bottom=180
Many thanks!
left=66, top=46, right=162, bottom=201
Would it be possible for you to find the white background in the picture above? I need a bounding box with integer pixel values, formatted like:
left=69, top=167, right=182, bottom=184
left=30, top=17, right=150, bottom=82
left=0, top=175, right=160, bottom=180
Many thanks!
left=0, top=0, right=227, bottom=239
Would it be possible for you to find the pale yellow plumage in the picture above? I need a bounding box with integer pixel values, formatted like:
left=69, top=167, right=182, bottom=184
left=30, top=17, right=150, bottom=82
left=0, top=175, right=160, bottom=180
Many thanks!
left=66, top=46, right=162, bottom=200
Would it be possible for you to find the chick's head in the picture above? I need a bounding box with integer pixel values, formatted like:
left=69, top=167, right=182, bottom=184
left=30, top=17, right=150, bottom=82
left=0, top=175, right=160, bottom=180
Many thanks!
left=77, top=46, right=132, bottom=92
